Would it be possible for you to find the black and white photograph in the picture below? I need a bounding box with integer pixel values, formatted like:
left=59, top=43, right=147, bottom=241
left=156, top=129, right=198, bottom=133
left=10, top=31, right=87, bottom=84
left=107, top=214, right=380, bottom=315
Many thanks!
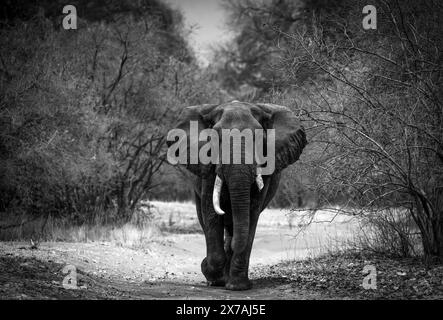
left=0, top=0, right=442, bottom=306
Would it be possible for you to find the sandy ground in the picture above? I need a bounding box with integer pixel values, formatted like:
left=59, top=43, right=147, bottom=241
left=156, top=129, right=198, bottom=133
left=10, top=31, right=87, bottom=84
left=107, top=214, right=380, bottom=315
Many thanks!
left=0, top=237, right=320, bottom=299
left=0, top=206, right=360, bottom=299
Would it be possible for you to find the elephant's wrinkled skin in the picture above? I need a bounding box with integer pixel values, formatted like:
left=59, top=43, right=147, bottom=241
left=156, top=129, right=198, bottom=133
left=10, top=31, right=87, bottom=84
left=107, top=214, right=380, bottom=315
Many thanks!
left=168, top=101, right=307, bottom=290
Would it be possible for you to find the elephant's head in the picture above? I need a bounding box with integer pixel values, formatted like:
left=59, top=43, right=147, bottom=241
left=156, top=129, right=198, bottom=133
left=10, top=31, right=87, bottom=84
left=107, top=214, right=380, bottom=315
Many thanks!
left=167, top=101, right=306, bottom=252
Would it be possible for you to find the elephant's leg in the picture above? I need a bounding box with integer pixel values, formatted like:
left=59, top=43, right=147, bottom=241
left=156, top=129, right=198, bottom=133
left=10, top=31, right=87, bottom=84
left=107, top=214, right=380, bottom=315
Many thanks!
left=243, top=212, right=260, bottom=274
left=225, top=212, right=260, bottom=291
left=201, top=217, right=226, bottom=286
left=200, top=178, right=226, bottom=286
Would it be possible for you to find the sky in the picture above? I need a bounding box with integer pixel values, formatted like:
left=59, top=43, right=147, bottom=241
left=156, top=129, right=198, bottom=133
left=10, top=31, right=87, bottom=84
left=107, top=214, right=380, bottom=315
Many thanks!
left=163, top=0, right=234, bottom=65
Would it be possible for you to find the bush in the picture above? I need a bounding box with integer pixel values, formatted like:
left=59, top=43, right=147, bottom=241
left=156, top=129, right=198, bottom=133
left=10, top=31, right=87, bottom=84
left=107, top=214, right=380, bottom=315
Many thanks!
left=357, top=208, right=421, bottom=258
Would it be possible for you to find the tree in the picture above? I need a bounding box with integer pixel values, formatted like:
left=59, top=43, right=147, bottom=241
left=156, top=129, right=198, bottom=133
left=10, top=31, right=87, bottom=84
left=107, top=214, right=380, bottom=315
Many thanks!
left=0, top=0, right=225, bottom=225
left=278, top=0, right=443, bottom=259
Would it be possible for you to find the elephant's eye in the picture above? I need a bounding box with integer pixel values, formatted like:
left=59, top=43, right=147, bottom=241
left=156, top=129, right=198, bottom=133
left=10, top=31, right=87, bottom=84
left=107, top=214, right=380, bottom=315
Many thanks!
left=202, top=111, right=221, bottom=128
left=251, top=108, right=271, bottom=128
left=201, top=117, right=213, bottom=128
left=250, top=107, right=263, bottom=121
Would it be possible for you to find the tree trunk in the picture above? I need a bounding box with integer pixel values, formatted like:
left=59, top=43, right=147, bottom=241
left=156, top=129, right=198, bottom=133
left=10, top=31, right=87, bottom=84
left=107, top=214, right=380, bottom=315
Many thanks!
left=416, top=198, right=443, bottom=261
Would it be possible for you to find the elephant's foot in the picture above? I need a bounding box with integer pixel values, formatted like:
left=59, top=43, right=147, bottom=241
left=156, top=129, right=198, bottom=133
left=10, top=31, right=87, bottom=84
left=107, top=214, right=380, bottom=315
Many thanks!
left=201, top=257, right=225, bottom=285
left=207, top=279, right=226, bottom=287
left=226, top=278, right=252, bottom=291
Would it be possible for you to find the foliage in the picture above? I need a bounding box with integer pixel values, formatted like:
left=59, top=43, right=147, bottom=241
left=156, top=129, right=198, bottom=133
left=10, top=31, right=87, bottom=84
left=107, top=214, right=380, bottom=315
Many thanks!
left=0, top=1, right=226, bottom=224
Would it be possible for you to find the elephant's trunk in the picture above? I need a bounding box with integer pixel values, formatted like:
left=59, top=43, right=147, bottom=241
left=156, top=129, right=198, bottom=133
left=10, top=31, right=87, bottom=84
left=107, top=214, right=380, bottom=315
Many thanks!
left=229, top=176, right=251, bottom=253
left=213, top=137, right=259, bottom=253
left=217, top=161, right=255, bottom=254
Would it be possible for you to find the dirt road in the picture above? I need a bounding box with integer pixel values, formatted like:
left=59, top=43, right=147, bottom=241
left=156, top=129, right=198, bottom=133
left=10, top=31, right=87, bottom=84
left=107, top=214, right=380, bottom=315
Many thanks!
left=0, top=230, right=330, bottom=299
left=0, top=207, right=358, bottom=299
left=2, top=206, right=441, bottom=300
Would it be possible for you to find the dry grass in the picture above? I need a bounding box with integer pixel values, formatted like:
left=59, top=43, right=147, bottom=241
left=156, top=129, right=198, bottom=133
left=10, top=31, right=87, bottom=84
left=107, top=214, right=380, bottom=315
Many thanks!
left=0, top=202, right=197, bottom=247
left=0, top=215, right=159, bottom=248
left=0, top=201, right=200, bottom=247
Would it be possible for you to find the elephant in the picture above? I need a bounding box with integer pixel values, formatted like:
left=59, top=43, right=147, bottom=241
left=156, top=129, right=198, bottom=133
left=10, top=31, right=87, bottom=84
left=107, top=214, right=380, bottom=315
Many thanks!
left=167, top=100, right=307, bottom=290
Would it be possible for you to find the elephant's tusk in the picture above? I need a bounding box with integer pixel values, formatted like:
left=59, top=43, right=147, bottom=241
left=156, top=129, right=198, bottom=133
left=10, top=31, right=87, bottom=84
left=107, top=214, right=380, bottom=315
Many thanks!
left=256, top=174, right=264, bottom=191
left=213, top=175, right=225, bottom=215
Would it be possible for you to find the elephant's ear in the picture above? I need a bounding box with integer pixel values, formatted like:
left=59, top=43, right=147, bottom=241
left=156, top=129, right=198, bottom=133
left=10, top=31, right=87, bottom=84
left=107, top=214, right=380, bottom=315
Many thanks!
left=256, top=103, right=307, bottom=173
left=169, top=104, right=219, bottom=177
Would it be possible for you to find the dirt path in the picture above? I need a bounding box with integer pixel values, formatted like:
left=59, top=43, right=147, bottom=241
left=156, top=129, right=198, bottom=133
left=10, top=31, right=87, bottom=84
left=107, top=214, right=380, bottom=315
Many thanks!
left=0, top=231, right=329, bottom=299
left=1, top=207, right=360, bottom=299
